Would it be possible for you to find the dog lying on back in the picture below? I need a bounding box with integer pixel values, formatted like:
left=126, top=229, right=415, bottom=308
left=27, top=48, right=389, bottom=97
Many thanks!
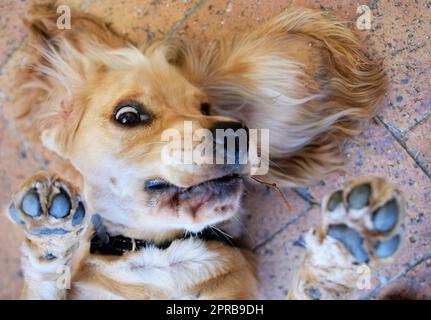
left=6, top=3, right=402, bottom=300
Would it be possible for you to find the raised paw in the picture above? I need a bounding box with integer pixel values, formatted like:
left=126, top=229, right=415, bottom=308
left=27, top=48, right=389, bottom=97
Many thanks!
left=321, top=177, right=404, bottom=265
left=8, top=172, right=87, bottom=260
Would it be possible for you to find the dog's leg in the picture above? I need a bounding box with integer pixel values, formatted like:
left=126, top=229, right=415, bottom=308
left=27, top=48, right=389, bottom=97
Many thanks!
left=287, top=177, right=404, bottom=300
left=7, top=172, right=87, bottom=299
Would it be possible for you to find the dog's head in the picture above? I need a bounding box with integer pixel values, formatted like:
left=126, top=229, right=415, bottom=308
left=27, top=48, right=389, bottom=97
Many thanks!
left=37, top=41, right=251, bottom=236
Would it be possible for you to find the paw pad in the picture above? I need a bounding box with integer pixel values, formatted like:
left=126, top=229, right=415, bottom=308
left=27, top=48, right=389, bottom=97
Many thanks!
left=347, top=184, right=371, bottom=210
left=49, top=190, right=72, bottom=219
left=9, top=173, right=87, bottom=239
left=323, top=177, right=404, bottom=264
left=8, top=204, right=24, bottom=225
left=372, top=199, right=398, bottom=232
left=328, top=224, right=369, bottom=264
left=374, top=234, right=400, bottom=258
left=72, top=202, right=86, bottom=226
left=21, top=189, right=42, bottom=217
left=327, top=190, right=342, bottom=211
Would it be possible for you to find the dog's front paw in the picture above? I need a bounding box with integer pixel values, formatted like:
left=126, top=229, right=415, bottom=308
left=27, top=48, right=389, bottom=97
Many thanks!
left=8, top=172, right=86, bottom=260
left=322, top=176, right=405, bottom=265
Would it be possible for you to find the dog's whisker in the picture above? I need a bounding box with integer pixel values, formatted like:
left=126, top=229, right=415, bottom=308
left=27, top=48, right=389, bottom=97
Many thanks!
left=258, top=156, right=289, bottom=177
left=140, top=141, right=167, bottom=147
left=138, top=150, right=167, bottom=159
left=210, top=225, right=233, bottom=239
left=209, top=226, right=235, bottom=247
left=232, top=215, right=254, bottom=243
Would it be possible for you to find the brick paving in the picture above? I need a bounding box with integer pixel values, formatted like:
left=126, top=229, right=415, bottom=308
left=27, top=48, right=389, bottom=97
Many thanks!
left=0, top=0, right=429, bottom=299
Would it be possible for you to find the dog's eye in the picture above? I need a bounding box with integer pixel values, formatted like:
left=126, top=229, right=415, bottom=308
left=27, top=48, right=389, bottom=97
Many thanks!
left=113, top=102, right=151, bottom=126
left=200, top=102, right=211, bottom=116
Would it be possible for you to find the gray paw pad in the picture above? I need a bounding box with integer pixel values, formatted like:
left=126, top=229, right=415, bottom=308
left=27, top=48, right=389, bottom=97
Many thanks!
left=9, top=204, right=24, bottom=224
left=372, top=199, right=399, bottom=232
left=327, top=190, right=342, bottom=211
left=28, top=227, right=69, bottom=236
left=328, top=224, right=369, bottom=264
left=72, top=202, right=86, bottom=226
left=347, top=184, right=371, bottom=210
left=48, top=191, right=71, bottom=219
left=21, top=189, right=42, bottom=217
left=374, top=234, right=401, bottom=258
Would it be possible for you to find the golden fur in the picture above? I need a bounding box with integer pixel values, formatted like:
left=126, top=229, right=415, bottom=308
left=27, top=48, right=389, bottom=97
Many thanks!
left=12, top=3, right=386, bottom=187
left=6, top=3, right=395, bottom=300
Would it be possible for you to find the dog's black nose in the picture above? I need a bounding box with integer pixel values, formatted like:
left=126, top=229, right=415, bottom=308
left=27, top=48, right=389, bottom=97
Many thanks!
left=210, top=121, right=249, bottom=165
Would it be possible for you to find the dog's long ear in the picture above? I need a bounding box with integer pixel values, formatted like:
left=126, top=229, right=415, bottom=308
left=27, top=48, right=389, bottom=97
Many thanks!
left=13, top=3, right=127, bottom=157
left=171, top=8, right=386, bottom=186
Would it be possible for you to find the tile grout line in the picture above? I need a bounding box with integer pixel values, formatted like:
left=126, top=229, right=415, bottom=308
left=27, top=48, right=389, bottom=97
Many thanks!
left=360, top=250, right=431, bottom=299
left=403, top=110, right=431, bottom=134
left=252, top=205, right=313, bottom=252
left=293, top=188, right=321, bottom=208
left=376, top=115, right=431, bottom=179
left=163, top=0, right=208, bottom=40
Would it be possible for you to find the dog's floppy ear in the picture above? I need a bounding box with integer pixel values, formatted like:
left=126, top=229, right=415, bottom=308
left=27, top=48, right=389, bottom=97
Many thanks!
left=13, top=3, right=126, bottom=157
left=172, top=8, right=386, bottom=186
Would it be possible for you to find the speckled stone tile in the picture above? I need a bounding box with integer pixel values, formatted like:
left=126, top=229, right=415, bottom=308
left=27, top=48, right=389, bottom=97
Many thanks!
left=376, top=260, right=431, bottom=300
left=0, top=213, right=24, bottom=300
left=303, top=122, right=431, bottom=299
left=0, top=112, right=41, bottom=299
left=403, top=118, right=431, bottom=177
left=242, top=181, right=310, bottom=249
left=63, top=0, right=205, bottom=45
left=255, top=206, right=319, bottom=299
left=363, top=0, right=431, bottom=132
left=0, top=1, right=39, bottom=298
left=176, top=0, right=369, bottom=42
left=0, top=0, right=31, bottom=70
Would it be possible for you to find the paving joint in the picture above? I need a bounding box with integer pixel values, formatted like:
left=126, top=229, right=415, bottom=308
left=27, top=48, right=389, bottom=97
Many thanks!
left=163, top=0, right=208, bottom=40
left=252, top=205, right=313, bottom=252
left=293, top=187, right=321, bottom=208
left=403, top=110, right=431, bottom=135
left=376, top=115, right=431, bottom=179
left=360, top=250, right=431, bottom=299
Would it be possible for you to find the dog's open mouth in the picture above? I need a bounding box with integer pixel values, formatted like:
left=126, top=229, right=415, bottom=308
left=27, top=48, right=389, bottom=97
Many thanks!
left=144, top=174, right=242, bottom=194
left=144, top=174, right=243, bottom=210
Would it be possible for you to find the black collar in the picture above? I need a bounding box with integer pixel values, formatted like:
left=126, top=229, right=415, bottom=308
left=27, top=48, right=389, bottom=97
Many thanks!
left=90, top=227, right=235, bottom=256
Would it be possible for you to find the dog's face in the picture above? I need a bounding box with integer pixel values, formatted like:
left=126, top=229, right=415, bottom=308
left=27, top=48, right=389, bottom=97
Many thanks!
left=41, top=45, right=248, bottom=235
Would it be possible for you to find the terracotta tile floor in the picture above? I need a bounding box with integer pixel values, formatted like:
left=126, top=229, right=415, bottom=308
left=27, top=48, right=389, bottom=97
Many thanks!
left=0, top=0, right=430, bottom=299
